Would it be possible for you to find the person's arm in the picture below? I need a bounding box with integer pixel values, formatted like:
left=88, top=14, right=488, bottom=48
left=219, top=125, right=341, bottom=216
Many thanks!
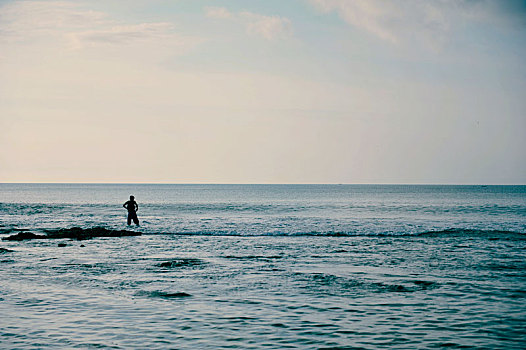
left=135, top=202, right=139, bottom=211
left=123, top=202, right=128, bottom=209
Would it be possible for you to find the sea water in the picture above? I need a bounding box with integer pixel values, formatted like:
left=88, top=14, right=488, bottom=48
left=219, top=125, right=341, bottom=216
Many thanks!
left=0, top=184, right=525, bottom=349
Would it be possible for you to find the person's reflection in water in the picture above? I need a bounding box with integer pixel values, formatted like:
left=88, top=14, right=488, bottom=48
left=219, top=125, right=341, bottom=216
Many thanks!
left=123, top=195, right=140, bottom=226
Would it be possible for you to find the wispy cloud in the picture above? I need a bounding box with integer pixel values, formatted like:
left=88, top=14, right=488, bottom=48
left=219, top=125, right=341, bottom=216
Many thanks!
left=0, top=1, right=106, bottom=42
left=68, top=22, right=189, bottom=49
left=308, top=0, right=525, bottom=51
left=205, top=6, right=292, bottom=40
left=204, top=6, right=233, bottom=20
left=309, top=0, right=454, bottom=49
left=0, top=1, right=201, bottom=52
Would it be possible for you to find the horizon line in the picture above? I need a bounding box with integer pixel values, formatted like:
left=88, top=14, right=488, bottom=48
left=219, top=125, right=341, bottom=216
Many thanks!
left=1, top=182, right=525, bottom=186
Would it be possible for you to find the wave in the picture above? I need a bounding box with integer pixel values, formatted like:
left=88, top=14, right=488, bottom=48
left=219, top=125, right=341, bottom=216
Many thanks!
left=414, top=228, right=526, bottom=238
left=2, top=226, right=524, bottom=241
left=3, top=201, right=524, bottom=216
left=158, top=228, right=525, bottom=238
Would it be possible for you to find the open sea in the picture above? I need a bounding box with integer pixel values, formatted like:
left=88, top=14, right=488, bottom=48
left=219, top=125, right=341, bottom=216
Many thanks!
left=1, top=184, right=525, bottom=349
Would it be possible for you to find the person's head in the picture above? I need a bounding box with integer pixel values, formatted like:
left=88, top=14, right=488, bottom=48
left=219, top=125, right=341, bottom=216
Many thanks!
left=130, top=195, right=135, bottom=200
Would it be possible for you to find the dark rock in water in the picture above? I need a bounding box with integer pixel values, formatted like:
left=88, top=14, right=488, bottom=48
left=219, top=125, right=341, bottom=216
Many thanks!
left=154, top=291, right=192, bottom=298
left=158, top=258, right=204, bottom=268
left=386, top=284, right=412, bottom=292
left=3, top=227, right=141, bottom=241
left=58, top=243, right=67, bottom=247
left=45, top=227, right=141, bottom=240
left=80, top=244, right=85, bottom=247
left=2, top=231, right=46, bottom=241
left=162, top=292, right=191, bottom=298
left=0, top=247, right=13, bottom=253
left=413, top=280, right=437, bottom=289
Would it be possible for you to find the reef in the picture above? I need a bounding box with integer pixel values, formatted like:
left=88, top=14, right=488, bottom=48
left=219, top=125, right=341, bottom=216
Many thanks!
left=3, top=227, right=141, bottom=241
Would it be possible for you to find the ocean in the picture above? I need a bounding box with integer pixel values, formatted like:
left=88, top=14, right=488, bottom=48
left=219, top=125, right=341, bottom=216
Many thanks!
left=1, top=184, right=525, bottom=349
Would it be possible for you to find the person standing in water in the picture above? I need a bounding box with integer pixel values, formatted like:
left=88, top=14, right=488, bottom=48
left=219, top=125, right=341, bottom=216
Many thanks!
left=123, top=195, right=140, bottom=226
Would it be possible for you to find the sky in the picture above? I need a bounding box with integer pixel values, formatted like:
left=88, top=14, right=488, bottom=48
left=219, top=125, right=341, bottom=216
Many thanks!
left=1, top=0, right=525, bottom=184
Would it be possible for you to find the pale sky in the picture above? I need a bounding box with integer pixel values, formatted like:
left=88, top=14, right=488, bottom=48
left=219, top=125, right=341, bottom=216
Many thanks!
left=1, top=0, right=525, bottom=184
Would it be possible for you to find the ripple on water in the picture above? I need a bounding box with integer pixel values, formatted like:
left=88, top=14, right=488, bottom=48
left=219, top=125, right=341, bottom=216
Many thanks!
left=222, top=255, right=283, bottom=261
left=64, top=263, right=117, bottom=275
left=292, top=272, right=440, bottom=296
left=156, top=258, right=205, bottom=269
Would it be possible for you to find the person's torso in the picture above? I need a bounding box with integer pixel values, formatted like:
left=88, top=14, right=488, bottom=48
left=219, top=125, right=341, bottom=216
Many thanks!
left=126, top=201, right=136, bottom=212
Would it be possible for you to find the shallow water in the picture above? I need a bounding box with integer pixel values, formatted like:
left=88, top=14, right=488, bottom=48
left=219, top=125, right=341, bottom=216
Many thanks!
left=1, top=184, right=525, bottom=348
left=2, top=234, right=525, bottom=349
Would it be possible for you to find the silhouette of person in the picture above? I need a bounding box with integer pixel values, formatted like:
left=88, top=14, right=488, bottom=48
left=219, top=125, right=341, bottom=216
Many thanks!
left=123, top=195, right=140, bottom=226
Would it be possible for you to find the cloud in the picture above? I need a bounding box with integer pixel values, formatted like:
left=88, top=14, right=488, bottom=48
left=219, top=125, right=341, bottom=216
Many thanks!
left=204, top=6, right=233, bottom=19
left=205, top=6, right=292, bottom=40
left=68, top=22, right=190, bottom=49
left=309, top=0, right=454, bottom=49
left=0, top=1, right=201, bottom=52
left=309, top=0, right=398, bottom=43
left=239, top=11, right=293, bottom=40
left=0, top=1, right=106, bottom=42
left=308, top=0, right=525, bottom=51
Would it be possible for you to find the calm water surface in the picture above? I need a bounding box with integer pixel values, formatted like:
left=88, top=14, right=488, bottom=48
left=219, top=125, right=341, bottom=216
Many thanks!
left=1, top=184, right=525, bottom=349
